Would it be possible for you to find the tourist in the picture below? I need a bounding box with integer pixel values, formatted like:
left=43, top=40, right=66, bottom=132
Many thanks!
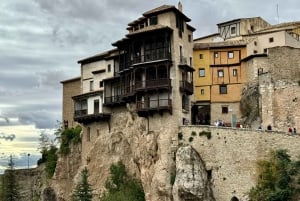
left=288, top=127, right=293, bottom=134
left=294, top=127, right=297, bottom=134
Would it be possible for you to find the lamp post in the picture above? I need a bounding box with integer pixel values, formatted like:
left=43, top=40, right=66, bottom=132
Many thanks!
left=27, top=153, right=30, bottom=169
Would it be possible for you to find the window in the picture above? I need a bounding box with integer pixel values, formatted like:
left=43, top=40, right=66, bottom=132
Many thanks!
left=220, top=85, right=227, bottom=94
left=264, top=48, right=268, bottom=53
left=199, top=68, right=205, bottom=77
left=254, top=41, right=257, bottom=46
left=222, top=106, right=228, bottom=114
left=99, top=81, right=104, bottom=88
left=107, top=64, right=111, bottom=72
left=182, top=95, right=189, bottom=111
left=228, top=51, right=234, bottom=59
left=233, top=69, right=238, bottom=76
left=199, top=54, right=203, bottom=59
left=97, top=129, right=100, bottom=137
left=87, top=127, right=91, bottom=142
left=214, top=52, right=218, bottom=58
left=90, top=80, right=94, bottom=91
left=231, top=26, right=236, bottom=35
left=150, top=16, right=158, bottom=25
left=218, top=70, right=224, bottom=77
left=253, top=50, right=257, bottom=54
left=200, top=89, right=205, bottom=95
left=188, top=34, right=192, bottom=42
left=269, top=37, right=274, bottom=43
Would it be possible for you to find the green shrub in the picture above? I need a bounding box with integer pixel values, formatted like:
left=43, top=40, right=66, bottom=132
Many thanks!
left=101, top=161, right=145, bottom=201
left=44, top=146, right=58, bottom=178
left=60, top=126, right=82, bottom=155
left=189, top=137, right=193, bottom=142
left=178, top=132, right=183, bottom=140
left=199, top=131, right=212, bottom=139
left=191, top=131, right=196, bottom=136
left=248, top=149, right=300, bottom=201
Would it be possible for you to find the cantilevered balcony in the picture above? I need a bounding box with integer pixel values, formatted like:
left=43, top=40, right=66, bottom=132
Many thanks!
left=74, top=111, right=110, bottom=124
left=135, top=78, right=171, bottom=91
left=136, top=98, right=172, bottom=116
left=179, top=80, right=193, bottom=95
left=104, top=95, right=125, bottom=106
left=132, top=50, right=171, bottom=66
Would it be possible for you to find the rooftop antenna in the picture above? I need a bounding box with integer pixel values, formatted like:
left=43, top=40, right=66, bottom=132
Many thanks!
left=276, top=4, right=279, bottom=24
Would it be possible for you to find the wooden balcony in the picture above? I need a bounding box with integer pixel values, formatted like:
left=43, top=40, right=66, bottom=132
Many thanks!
left=135, top=78, right=171, bottom=91
left=74, top=110, right=110, bottom=124
left=179, top=80, right=194, bottom=95
left=103, top=95, right=125, bottom=106
left=136, top=98, right=172, bottom=116
left=132, top=50, right=171, bottom=65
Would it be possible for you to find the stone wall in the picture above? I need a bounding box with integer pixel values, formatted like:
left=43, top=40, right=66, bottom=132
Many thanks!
left=179, top=125, right=300, bottom=201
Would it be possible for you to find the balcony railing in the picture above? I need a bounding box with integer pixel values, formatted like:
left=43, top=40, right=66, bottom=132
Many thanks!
left=135, top=78, right=171, bottom=90
left=74, top=109, right=87, bottom=117
left=119, top=49, right=171, bottom=70
left=74, top=109, right=110, bottom=123
left=136, top=99, right=172, bottom=111
left=104, top=95, right=124, bottom=105
left=179, top=80, right=194, bottom=95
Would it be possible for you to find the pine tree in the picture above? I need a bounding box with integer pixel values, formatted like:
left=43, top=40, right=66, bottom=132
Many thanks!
left=1, top=155, right=20, bottom=201
left=72, top=167, right=93, bottom=201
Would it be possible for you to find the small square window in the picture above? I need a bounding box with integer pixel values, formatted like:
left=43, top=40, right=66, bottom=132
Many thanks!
left=269, top=37, right=274, bottom=43
left=99, top=81, right=104, bottom=88
left=90, top=80, right=94, bottom=91
left=150, top=16, right=158, bottom=25
left=220, top=85, right=227, bottom=94
left=200, top=89, right=205, bottom=95
left=233, top=69, right=238, bottom=76
left=218, top=70, right=224, bottom=77
left=228, top=51, right=234, bottom=59
left=222, top=106, right=228, bottom=113
left=107, top=64, right=111, bottom=72
left=231, top=26, right=236, bottom=35
left=199, top=68, right=205, bottom=77
left=264, top=48, right=268, bottom=53
left=214, top=52, right=219, bottom=58
left=253, top=50, right=258, bottom=54
left=199, top=54, right=203, bottom=59
left=188, top=34, right=192, bottom=42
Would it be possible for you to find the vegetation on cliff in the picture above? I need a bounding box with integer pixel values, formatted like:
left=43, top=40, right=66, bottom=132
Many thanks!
left=60, top=125, right=82, bottom=155
left=100, top=161, right=145, bottom=201
left=72, top=167, right=93, bottom=201
left=0, top=156, right=20, bottom=201
left=249, top=149, right=300, bottom=201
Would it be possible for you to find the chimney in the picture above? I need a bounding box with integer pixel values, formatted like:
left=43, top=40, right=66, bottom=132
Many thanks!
left=178, top=1, right=182, bottom=12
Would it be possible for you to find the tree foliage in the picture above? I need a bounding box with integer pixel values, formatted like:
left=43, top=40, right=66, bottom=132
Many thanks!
left=100, top=161, right=145, bottom=201
left=60, top=125, right=82, bottom=155
left=0, top=156, right=20, bottom=201
left=72, top=167, right=93, bottom=201
left=249, top=149, right=300, bottom=201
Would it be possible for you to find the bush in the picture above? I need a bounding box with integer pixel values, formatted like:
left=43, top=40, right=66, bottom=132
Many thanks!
left=248, top=149, right=300, bottom=201
left=199, top=131, right=212, bottom=139
left=45, top=146, right=58, bottom=178
left=188, top=137, right=193, bottom=142
left=191, top=131, right=196, bottom=136
left=60, top=126, right=82, bottom=155
left=100, top=161, right=145, bottom=201
left=170, top=173, right=176, bottom=185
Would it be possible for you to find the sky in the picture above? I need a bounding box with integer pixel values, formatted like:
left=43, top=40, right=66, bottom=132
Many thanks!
left=0, top=0, right=299, bottom=172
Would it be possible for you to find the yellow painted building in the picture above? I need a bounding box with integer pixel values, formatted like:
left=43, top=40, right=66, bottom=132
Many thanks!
left=193, top=41, right=248, bottom=126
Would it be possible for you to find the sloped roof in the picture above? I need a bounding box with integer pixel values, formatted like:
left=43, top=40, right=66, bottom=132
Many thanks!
left=194, top=40, right=249, bottom=50
left=143, top=4, right=191, bottom=22
left=77, top=48, right=118, bottom=64
left=257, top=21, right=300, bottom=33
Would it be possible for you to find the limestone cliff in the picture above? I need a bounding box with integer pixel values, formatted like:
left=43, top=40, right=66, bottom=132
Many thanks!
left=172, top=145, right=215, bottom=201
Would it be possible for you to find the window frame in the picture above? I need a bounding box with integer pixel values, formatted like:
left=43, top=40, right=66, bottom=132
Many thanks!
left=222, top=106, right=229, bottom=114
left=218, top=69, right=224, bottom=77
left=219, top=85, right=227, bottom=94
left=233, top=69, right=238, bottom=77
left=228, top=51, right=234, bottom=59
left=199, top=68, right=205, bottom=77
left=200, top=89, right=205, bottom=95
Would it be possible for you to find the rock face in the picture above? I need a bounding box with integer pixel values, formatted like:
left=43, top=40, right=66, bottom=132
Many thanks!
left=172, top=145, right=215, bottom=201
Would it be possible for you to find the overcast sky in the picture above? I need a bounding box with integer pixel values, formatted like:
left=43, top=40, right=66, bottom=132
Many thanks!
left=0, top=0, right=299, bottom=172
